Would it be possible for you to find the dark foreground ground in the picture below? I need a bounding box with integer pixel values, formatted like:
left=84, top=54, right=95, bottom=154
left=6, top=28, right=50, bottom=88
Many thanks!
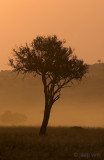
left=0, top=127, right=104, bottom=160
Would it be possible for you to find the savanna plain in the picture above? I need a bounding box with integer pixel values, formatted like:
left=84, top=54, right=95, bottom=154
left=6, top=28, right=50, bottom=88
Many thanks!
left=0, top=127, right=104, bottom=160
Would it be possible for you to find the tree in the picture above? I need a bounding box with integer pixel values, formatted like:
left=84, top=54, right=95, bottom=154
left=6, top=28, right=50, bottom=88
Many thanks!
left=9, top=35, right=88, bottom=136
left=97, top=59, right=101, bottom=63
left=0, top=111, right=27, bottom=125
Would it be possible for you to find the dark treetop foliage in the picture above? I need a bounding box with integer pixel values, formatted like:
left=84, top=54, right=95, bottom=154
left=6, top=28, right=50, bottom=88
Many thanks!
left=9, top=35, right=88, bottom=104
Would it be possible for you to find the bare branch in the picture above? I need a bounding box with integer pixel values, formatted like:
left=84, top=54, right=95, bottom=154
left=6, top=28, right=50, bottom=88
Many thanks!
left=53, top=94, right=61, bottom=104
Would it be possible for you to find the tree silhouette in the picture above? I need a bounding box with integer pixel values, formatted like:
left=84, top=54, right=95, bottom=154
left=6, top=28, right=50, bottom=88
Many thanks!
left=9, top=35, right=88, bottom=136
left=97, top=59, right=101, bottom=63
left=0, top=111, right=27, bottom=125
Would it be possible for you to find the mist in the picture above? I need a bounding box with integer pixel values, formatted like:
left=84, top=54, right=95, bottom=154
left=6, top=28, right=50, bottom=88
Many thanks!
left=0, top=63, right=104, bottom=127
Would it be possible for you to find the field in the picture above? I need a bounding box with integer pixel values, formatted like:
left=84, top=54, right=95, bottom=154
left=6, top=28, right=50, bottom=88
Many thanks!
left=0, top=127, right=104, bottom=160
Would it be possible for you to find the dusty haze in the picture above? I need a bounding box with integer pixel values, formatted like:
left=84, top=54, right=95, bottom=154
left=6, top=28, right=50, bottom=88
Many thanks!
left=0, top=0, right=104, bottom=70
left=0, top=0, right=104, bottom=128
left=0, top=64, right=104, bottom=127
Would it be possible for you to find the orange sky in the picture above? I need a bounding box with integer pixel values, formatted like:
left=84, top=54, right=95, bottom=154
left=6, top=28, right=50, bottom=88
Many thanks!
left=0, top=0, right=104, bottom=70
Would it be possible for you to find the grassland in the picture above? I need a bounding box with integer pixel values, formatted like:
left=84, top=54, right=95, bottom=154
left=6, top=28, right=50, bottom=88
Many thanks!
left=0, top=127, right=104, bottom=160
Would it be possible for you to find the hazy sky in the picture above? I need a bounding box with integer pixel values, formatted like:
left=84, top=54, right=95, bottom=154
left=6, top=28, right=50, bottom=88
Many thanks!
left=0, top=0, right=104, bottom=70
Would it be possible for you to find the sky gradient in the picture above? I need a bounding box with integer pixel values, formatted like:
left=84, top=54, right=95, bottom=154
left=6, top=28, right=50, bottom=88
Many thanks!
left=0, top=0, right=104, bottom=70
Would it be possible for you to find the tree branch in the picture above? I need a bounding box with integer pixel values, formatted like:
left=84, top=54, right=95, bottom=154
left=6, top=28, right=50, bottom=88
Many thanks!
left=53, top=94, right=60, bottom=104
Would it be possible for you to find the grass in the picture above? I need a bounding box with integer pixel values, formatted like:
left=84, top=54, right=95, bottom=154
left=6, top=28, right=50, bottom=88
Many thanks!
left=0, top=126, right=104, bottom=160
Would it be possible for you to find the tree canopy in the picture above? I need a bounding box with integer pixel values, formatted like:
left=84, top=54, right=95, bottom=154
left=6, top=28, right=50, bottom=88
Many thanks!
left=9, top=35, right=88, bottom=101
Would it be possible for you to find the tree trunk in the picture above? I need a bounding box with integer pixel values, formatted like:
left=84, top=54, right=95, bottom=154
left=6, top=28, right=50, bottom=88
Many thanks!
left=39, top=105, right=51, bottom=136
